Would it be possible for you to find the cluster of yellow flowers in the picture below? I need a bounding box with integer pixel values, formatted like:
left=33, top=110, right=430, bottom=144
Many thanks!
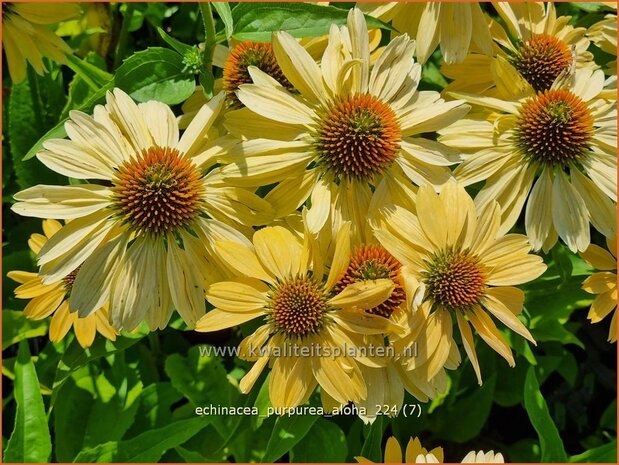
left=7, top=2, right=617, bottom=426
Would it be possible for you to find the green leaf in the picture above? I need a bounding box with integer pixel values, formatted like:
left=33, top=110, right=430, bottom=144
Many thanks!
left=9, top=78, right=66, bottom=184
left=551, top=245, right=573, bottom=283
left=569, top=2, right=605, bottom=12
left=116, top=47, right=196, bottom=104
left=231, top=2, right=391, bottom=41
left=82, top=370, right=143, bottom=449
left=531, top=319, right=584, bottom=349
left=156, top=27, right=194, bottom=55
left=526, top=276, right=593, bottom=323
left=52, top=330, right=147, bottom=401
left=65, top=53, right=113, bottom=89
left=433, top=373, right=496, bottom=442
left=73, top=417, right=212, bottom=462
left=421, top=60, right=448, bottom=91
left=174, top=445, right=208, bottom=462
left=157, top=27, right=202, bottom=73
left=2, top=310, right=48, bottom=350
left=53, top=374, right=95, bottom=462
left=4, top=341, right=52, bottom=463
left=359, top=415, right=384, bottom=462
left=570, top=440, right=617, bottom=463
left=262, top=413, right=319, bottom=462
left=523, top=366, right=568, bottom=462
left=61, top=53, right=109, bottom=120
left=129, top=382, right=183, bottom=431
left=291, top=418, right=347, bottom=462
left=23, top=83, right=112, bottom=161
left=164, top=346, right=238, bottom=407
left=213, top=2, right=234, bottom=39
left=199, top=69, right=215, bottom=98
left=600, top=400, right=617, bottom=432
left=494, top=360, right=528, bottom=407
left=164, top=346, right=239, bottom=435
left=252, top=373, right=271, bottom=430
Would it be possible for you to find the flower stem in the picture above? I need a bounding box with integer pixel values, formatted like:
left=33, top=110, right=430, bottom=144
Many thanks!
left=113, top=3, right=135, bottom=69
left=199, top=2, right=216, bottom=72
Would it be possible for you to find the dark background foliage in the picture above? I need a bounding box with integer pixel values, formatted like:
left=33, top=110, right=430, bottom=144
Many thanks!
left=2, top=2, right=616, bottom=463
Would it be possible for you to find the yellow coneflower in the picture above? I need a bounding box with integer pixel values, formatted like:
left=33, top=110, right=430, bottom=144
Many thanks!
left=195, top=223, right=404, bottom=408
left=324, top=244, right=458, bottom=422
left=11, top=89, right=273, bottom=331
left=7, top=220, right=117, bottom=348
left=440, top=68, right=617, bottom=253
left=356, top=436, right=504, bottom=463
left=179, top=30, right=383, bottom=127
left=580, top=238, right=617, bottom=343
left=359, top=1, right=494, bottom=64
left=372, top=182, right=547, bottom=384
left=2, top=2, right=81, bottom=82
left=221, top=8, right=468, bottom=237
left=442, top=2, right=595, bottom=98
left=179, top=40, right=292, bottom=128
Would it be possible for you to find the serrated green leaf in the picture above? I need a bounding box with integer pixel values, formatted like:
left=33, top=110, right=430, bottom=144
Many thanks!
left=116, top=47, right=196, bottom=104
left=4, top=341, right=52, bottom=463
left=524, top=366, right=568, bottom=462
left=231, top=2, right=391, bottom=41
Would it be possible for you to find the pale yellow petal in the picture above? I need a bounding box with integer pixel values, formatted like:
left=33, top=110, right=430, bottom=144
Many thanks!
left=328, top=279, right=395, bottom=309
left=214, top=240, right=274, bottom=283
left=49, top=301, right=74, bottom=342
left=525, top=169, right=554, bottom=251
left=588, top=292, right=617, bottom=323
left=253, top=226, right=303, bottom=279
left=195, top=308, right=264, bottom=332
left=580, top=244, right=616, bottom=270
left=482, top=294, right=535, bottom=344
left=272, top=31, right=324, bottom=102
left=552, top=172, right=590, bottom=253
left=384, top=437, right=403, bottom=463
left=467, top=306, right=515, bottom=366
left=207, top=279, right=268, bottom=312
left=269, top=356, right=315, bottom=408
left=456, top=311, right=482, bottom=385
